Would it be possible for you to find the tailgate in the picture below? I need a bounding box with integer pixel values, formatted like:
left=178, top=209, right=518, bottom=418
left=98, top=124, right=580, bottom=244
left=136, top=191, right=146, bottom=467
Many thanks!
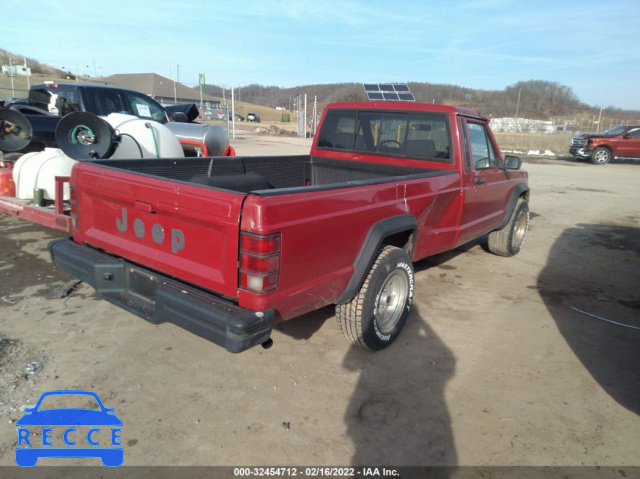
left=72, top=164, right=245, bottom=298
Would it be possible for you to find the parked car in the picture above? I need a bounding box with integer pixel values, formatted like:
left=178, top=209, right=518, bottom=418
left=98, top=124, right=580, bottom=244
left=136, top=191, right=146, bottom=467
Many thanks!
left=203, top=109, right=224, bottom=120
left=570, top=125, right=640, bottom=164
left=247, top=112, right=260, bottom=122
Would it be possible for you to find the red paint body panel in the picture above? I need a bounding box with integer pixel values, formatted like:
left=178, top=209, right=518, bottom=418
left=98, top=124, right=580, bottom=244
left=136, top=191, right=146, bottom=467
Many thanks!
left=238, top=172, right=463, bottom=321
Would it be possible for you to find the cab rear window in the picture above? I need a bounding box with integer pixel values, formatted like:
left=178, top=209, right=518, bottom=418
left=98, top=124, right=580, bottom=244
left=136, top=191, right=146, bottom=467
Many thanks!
left=317, top=109, right=451, bottom=162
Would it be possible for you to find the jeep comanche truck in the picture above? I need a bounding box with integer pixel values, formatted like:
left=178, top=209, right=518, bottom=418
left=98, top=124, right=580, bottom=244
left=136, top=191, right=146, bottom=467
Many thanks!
left=48, top=101, right=530, bottom=353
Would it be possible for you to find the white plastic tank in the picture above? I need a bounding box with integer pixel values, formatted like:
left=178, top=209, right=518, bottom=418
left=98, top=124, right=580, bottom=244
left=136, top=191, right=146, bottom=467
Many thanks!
left=104, top=114, right=184, bottom=159
left=12, top=114, right=184, bottom=202
left=12, top=148, right=76, bottom=201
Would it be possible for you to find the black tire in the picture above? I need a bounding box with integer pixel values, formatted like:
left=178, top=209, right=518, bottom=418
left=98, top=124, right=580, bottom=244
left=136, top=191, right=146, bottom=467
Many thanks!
left=591, top=146, right=612, bottom=165
left=487, top=199, right=529, bottom=257
left=336, top=245, right=414, bottom=351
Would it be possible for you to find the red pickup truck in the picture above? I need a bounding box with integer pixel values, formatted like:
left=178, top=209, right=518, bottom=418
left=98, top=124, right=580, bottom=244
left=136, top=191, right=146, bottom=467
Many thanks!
left=48, top=101, right=529, bottom=353
left=570, top=124, right=640, bottom=164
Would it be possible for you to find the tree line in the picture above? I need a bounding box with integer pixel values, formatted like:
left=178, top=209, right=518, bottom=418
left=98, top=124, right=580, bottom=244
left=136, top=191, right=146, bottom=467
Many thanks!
left=203, top=80, right=639, bottom=122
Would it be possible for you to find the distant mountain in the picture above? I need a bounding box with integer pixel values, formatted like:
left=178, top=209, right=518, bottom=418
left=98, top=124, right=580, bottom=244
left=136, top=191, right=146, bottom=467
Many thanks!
left=201, top=80, right=640, bottom=123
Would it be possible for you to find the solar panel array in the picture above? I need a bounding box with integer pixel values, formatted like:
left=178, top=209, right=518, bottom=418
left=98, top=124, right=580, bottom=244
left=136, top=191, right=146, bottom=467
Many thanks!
left=363, top=84, right=415, bottom=101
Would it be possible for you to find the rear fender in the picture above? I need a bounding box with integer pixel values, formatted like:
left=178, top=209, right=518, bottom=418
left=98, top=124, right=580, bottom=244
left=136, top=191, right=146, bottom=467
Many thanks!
left=336, top=215, right=417, bottom=304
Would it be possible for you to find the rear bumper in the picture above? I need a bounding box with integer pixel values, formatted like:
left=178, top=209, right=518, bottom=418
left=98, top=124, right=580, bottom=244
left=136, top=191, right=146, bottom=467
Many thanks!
left=48, top=238, right=274, bottom=353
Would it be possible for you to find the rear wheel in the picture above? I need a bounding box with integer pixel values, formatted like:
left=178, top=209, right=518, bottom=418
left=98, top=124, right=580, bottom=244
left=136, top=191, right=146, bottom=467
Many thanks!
left=336, top=246, right=414, bottom=351
left=488, top=199, right=529, bottom=257
left=591, top=146, right=612, bottom=165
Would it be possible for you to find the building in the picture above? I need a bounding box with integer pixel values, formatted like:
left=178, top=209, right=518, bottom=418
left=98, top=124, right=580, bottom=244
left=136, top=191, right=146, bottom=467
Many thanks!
left=2, top=64, right=31, bottom=76
left=102, top=73, right=220, bottom=108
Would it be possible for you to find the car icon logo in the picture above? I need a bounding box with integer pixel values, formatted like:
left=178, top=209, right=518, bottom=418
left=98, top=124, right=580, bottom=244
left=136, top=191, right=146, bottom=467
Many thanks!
left=15, top=390, right=123, bottom=467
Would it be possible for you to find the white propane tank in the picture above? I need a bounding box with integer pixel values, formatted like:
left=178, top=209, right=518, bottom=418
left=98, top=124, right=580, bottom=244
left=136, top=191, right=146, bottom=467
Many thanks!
left=104, top=114, right=184, bottom=159
left=12, top=148, right=76, bottom=201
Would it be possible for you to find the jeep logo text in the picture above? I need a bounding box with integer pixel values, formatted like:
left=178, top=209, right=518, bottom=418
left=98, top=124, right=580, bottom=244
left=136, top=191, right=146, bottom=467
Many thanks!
left=116, top=208, right=185, bottom=254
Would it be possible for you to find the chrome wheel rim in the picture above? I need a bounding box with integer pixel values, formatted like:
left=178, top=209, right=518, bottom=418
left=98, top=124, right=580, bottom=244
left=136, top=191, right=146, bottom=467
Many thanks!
left=376, top=270, right=409, bottom=334
left=513, top=210, right=528, bottom=247
left=594, top=150, right=609, bottom=164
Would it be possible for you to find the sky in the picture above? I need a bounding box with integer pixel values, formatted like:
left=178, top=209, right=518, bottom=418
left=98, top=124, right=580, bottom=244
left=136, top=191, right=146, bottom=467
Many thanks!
left=2, top=0, right=639, bottom=110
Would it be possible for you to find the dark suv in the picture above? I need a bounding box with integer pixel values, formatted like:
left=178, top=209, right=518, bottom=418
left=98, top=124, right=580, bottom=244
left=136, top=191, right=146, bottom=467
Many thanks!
left=570, top=125, right=640, bottom=164
left=28, top=82, right=171, bottom=123
left=247, top=112, right=260, bottom=122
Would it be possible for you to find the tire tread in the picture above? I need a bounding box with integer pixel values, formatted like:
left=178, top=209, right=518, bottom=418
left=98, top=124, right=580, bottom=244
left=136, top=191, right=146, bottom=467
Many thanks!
left=488, top=199, right=528, bottom=257
left=336, top=245, right=400, bottom=350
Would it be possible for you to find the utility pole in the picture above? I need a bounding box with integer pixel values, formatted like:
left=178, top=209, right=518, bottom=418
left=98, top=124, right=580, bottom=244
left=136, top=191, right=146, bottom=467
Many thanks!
left=514, top=87, right=522, bottom=132
left=198, top=73, right=205, bottom=111
left=24, top=57, right=30, bottom=89
left=231, top=86, right=236, bottom=140
left=9, top=57, right=14, bottom=96
left=312, top=96, right=317, bottom=136
left=596, top=106, right=603, bottom=133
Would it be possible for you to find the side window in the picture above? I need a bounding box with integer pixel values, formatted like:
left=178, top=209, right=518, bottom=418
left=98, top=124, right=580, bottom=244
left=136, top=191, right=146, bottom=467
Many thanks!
left=127, top=93, right=168, bottom=123
left=468, top=122, right=498, bottom=169
left=90, top=90, right=127, bottom=116
left=55, top=89, right=81, bottom=116
left=628, top=128, right=640, bottom=139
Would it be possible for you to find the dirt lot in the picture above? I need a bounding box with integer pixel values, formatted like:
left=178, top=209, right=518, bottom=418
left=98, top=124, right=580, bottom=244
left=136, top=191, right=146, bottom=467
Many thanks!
left=0, top=131, right=639, bottom=473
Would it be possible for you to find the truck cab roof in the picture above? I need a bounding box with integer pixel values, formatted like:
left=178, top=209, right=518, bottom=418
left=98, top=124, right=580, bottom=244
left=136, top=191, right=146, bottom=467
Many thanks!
left=325, top=101, right=487, bottom=120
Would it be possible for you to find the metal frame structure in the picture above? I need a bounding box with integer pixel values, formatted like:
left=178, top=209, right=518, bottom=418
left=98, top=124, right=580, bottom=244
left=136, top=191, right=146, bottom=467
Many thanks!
left=0, top=176, right=71, bottom=231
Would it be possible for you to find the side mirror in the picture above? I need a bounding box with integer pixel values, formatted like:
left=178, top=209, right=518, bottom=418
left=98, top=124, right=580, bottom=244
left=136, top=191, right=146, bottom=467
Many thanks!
left=172, top=112, right=188, bottom=123
left=622, top=133, right=631, bottom=139
left=503, top=155, right=522, bottom=170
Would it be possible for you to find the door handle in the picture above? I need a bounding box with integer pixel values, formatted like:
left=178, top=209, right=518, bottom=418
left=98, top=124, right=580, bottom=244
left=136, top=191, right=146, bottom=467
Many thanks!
left=474, top=178, right=486, bottom=185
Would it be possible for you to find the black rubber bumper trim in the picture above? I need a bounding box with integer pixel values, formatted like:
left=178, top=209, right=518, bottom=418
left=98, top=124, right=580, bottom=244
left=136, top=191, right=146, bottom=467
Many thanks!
left=48, top=238, right=274, bottom=353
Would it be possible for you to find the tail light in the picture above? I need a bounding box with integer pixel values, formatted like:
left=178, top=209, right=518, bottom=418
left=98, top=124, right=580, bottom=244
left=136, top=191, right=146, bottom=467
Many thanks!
left=69, top=186, right=78, bottom=230
left=239, top=232, right=280, bottom=294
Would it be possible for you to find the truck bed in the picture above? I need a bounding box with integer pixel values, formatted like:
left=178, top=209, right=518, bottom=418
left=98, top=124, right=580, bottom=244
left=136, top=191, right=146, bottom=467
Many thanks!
left=91, top=155, right=454, bottom=194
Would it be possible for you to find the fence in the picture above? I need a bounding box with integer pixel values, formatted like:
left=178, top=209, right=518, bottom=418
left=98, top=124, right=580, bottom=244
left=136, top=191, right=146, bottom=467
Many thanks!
left=493, top=131, right=574, bottom=156
left=0, top=86, right=29, bottom=99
